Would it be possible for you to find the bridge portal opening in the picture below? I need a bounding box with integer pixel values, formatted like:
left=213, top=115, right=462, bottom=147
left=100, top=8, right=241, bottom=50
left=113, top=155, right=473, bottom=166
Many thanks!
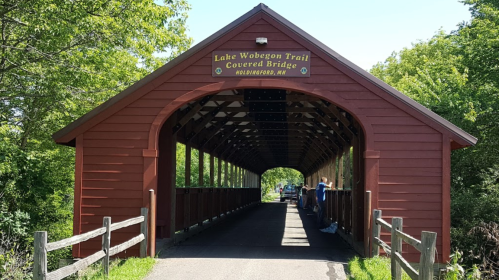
left=156, top=88, right=367, bottom=251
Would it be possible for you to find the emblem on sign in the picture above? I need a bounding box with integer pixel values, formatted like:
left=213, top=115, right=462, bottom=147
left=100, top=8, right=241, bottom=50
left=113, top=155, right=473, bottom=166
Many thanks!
left=215, top=67, right=222, bottom=75
left=300, top=67, right=308, bottom=75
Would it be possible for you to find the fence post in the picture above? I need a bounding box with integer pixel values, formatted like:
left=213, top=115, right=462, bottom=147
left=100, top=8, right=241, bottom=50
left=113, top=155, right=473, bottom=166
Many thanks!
left=364, top=191, right=371, bottom=257
left=102, top=216, right=111, bottom=277
left=140, top=207, right=148, bottom=258
left=419, top=231, right=437, bottom=280
left=372, top=209, right=381, bottom=257
left=149, top=189, right=156, bottom=257
left=391, top=217, right=403, bottom=280
left=33, top=231, right=47, bottom=280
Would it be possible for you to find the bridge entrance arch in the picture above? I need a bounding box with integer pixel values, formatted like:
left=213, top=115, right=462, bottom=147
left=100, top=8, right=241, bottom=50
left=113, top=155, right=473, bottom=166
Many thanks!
left=53, top=4, right=476, bottom=263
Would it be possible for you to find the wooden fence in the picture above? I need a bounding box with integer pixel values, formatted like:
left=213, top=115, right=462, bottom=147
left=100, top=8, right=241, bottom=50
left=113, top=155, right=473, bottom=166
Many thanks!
left=174, top=187, right=260, bottom=232
left=325, top=189, right=352, bottom=232
left=33, top=208, right=148, bottom=280
left=372, top=209, right=437, bottom=280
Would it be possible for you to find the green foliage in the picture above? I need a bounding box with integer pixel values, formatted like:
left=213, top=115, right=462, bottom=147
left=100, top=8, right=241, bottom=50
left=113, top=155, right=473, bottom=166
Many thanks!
left=261, top=168, right=304, bottom=196
left=0, top=0, right=191, bottom=273
left=443, top=251, right=482, bottom=280
left=347, top=256, right=411, bottom=280
left=261, top=193, right=279, bottom=203
left=370, top=0, right=499, bottom=271
left=76, top=257, right=156, bottom=280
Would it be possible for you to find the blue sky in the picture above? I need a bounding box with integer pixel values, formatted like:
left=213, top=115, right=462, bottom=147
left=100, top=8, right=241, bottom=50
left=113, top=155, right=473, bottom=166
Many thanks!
left=183, top=0, right=471, bottom=70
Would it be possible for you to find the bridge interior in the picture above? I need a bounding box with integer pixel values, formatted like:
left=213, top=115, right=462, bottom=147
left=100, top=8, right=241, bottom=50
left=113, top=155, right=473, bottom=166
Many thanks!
left=155, top=88, right=366, bottom=251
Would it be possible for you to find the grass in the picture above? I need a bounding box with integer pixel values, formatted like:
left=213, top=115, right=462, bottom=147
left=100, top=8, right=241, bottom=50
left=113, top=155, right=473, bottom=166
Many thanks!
left=77, top=257, right=156, bottom=280
left=262, top=193, right=280, bottom=202
left=348, top=256, right=411, bottom=280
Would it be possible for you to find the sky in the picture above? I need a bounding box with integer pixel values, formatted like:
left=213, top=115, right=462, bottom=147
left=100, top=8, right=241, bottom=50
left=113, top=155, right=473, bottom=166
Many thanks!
left=183, top=0, right=471, bottom=70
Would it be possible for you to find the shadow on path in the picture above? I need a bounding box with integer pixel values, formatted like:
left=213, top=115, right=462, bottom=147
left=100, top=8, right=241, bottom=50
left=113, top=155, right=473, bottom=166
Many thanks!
left=157, top=199, right=356, bottom=262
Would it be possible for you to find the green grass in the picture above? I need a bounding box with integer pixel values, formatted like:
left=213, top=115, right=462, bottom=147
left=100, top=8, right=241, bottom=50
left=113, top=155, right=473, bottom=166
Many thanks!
left=77, top=257, right=156, bottom=280
left=262, top=193, right=280, bottom=202
left=348, top=256, right=411, bottom=280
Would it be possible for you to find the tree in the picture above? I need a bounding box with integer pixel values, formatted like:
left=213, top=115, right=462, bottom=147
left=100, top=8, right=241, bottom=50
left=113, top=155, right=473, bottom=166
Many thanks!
left=261, top=168, right=304, bottom=195
left=0, top=0, right=192, bottom=270
left=370, top=0, right=499, bottom=267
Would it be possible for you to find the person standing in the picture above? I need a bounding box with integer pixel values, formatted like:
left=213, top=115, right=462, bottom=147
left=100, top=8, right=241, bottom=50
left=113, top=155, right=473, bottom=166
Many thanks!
left=316, top=177, right=331, bottom=230
left=302, top=184, right=310, bottom=209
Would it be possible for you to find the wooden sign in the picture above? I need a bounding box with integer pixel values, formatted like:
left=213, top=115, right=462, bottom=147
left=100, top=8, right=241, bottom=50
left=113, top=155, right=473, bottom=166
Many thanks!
left=212, top=51, right=311, bottom=77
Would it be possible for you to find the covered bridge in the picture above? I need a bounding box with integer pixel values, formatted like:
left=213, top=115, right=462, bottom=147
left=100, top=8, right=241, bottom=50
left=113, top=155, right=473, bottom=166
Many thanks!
left=53, top=4, right=476, bottom=263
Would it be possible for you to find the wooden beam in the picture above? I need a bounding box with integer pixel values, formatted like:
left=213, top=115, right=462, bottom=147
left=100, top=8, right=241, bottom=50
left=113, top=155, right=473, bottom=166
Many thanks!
left=217, top=156, right=222, bottom=187
left=172, top=95, right=212, bottom=133
left=198, top=149, right=204, bottom=187
left=210, top=154, right=214, bottom=187
left=182, top=101, right=232, bottom=144
left=185, top=143, right=191, bottom=187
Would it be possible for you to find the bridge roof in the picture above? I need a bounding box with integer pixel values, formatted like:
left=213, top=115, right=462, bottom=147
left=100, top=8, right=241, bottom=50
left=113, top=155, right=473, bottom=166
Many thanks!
left=53, top=3, right=477, bottom=149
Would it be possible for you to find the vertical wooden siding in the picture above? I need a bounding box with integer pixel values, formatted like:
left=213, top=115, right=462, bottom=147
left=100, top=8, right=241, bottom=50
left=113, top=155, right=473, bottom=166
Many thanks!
left=75, top=16, right=446, bottom=262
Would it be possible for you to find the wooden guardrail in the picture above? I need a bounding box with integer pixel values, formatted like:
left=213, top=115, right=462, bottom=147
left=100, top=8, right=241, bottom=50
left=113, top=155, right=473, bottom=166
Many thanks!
left=33, top=208, right=148, bottom=280
left=372, top=209, right=437, bottom=280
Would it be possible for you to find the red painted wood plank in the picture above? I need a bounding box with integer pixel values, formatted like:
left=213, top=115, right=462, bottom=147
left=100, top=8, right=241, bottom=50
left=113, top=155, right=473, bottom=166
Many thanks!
left=218, top=40, right=305, bottom=49
left=82, top=198, right=143, bottom=208
left=232, top=32, right=292, bottom=41
left=84, top=132, right=149, bottom=140
left=379, top=184, right=441, bottom=194
left=317, top=83, right=367, bottom=92
left=82, top=189, right=142, bottom=199
left=80, top=224, right=140, bottom=233
left=83, top=147, right=143, bottom=157
left=83, top=139, right=148, bottom=148
left=83, top=181, right=143, bottom=190
left=368, top=117, right=424, bottom=125
left=292, top=74, right=357, bottom=84
left=372, top=124, right=438, bottom=134
left=336, top=91, right=380, bottom=100
left=379, top=151, right=442, bottom=159
left=383, top=218, right=442, bottom=228
left=83, top=156, right=143, bottom=165
left=81, top=215, right=143, bottom=224
left=89, top=124, right=151, bottom=132
left=380, top=158, right=442, bottom=168
left=115, top=108, right=163, bottom=116
left=378, top=201, right=441, bottom=211
left=362, top=108, right=409, bottom=117
left=193, top=57, right=211, bottom=66
left=83, top=172, right=143, bottom=182
left=374, top=133, right=442, bottom=142
left=379, top=167, right=441, bottom=176
left=379, top=175, right=442, bottom=185
left=102, top=115, right=157, bottom=124
left=310, top=66, right=343, bottom=75
left=155, top=82, right=208, bottom=91
left=81, top=207, right=140, bottom=216
left=354, top=100, right=397, bottom=109
left=127, top=99, right=174, bottom=108
left=379, top=193, right=441, bottom=202
left=141, top=90, right=184, bottom=99
left=82, top=164, right=144, bottom=173
left=242, top=24, right=281, bottom=33
left=310, top=57, right=332, bottom=67
left=380, top=210, right=442, bottom=219
left=374, top=142, right=442, bottom=151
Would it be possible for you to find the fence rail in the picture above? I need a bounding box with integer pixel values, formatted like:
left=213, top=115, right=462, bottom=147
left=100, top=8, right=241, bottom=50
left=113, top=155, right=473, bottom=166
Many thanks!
left=173, top=187, right=260, bottom=233
left=372, top=209, right=437, bottom=280
left=33, top=208, right=148, bottom=280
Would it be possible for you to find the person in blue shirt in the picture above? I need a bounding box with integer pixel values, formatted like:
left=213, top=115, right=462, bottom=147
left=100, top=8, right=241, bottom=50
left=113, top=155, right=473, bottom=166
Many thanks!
left=316, top=177, right=331, bottom=230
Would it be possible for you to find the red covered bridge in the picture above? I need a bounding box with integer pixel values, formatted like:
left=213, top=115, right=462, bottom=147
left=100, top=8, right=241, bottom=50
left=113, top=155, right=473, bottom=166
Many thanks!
left=53, top=4, right=476, bottom=263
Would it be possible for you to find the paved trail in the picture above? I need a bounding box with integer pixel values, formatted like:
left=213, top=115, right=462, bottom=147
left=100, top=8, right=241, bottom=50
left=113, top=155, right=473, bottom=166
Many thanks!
left=145, top=200, right=356, bottom=280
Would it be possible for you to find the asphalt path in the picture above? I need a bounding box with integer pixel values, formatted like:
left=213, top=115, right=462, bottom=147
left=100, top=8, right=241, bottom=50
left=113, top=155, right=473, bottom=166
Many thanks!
left=144, top=199, right=356, bottom=280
